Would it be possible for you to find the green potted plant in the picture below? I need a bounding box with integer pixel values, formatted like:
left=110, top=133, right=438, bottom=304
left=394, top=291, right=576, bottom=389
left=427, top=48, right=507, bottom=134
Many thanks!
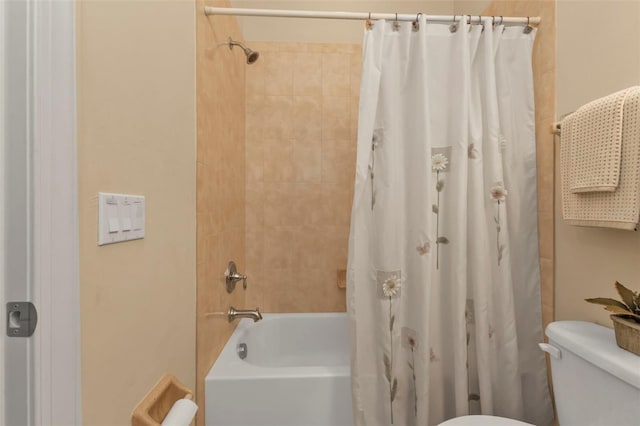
left=586, top=281, right=640, bottom=356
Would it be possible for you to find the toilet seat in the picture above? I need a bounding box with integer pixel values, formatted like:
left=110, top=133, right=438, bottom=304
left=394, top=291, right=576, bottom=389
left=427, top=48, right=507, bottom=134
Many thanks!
left=438, top=415, right=533, bottom=425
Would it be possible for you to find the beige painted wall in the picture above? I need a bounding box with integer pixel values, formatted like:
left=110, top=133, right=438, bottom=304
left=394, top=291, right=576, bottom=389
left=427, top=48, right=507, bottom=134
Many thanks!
left=230, top=1, right=454, bottom=43
left=454, top=0, right=491, bottom=15
left=76, top=0, right=196, bottom=424
left=555, top=0, right=640, bottom=326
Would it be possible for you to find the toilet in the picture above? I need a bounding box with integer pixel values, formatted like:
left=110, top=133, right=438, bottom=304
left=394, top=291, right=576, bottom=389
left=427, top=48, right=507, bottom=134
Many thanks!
left=440, top=320, right=640, bottom=425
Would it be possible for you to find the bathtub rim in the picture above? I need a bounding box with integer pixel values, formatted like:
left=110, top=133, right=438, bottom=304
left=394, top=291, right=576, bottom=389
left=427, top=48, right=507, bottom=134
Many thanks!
left=205, top=312, right=350, bottom=380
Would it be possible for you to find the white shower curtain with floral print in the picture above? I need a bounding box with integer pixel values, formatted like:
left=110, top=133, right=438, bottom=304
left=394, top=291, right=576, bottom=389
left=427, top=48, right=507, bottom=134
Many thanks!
left=347, top=16, right=553, bottom=426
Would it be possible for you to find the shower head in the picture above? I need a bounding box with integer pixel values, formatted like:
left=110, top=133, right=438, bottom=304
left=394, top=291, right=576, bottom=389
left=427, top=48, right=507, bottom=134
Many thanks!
left=227, top=37, right=260, bottom=64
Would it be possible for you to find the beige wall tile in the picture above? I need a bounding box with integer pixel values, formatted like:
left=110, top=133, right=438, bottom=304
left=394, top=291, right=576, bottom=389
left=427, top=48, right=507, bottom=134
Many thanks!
left=246, top=182, right=264, bottom=232
left=264, top=52, right=294, bottom=96
left=246, top=139, right=264, bottom=183
left=322, top=139, right=357, bottom=185
left=263, top=183, right=323, bottom=226
left=323, top=53, right=351, bottom=97
left=263, top=139, right=295, bottom=182
left=263, top=96, right=294, bottom=139
left=245, top=58, right=265, bottom=103
left=293, top=96, right=322, bottom=141
left=195, top=1, right=246, bottom=424
left=263, top=226, right=298, bottom=269
left=350, top=54, right=363, bottom=98
left=245, top=43, right=361, bottom=312
left=294, top=52, right=323, bottom=96
left=322, top=96, right=351, bottom=140
left=321, top=184, right=354, bottom=227
left=244, top=42, right=358, bottom=316
left=246, top=97, right=265, bottom=141
left=294, top=141, right=322, bottom=183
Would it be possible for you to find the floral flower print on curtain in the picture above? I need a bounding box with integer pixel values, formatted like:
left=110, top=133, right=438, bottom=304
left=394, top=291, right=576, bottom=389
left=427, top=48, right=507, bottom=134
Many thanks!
left=416, top=240, right=430, bottom=255
left=468, top=143, right=479, bottom=159
left=369, top=129, right=384, bottom=210
left=431, top=148, right=451, bottom=269
left=416, top=232, right=431, bottom=256
left=402, top=327, right=419, bottom=418
left=378, top=270, right=402, bottom=424
left=465, top=299, right=481, bottom=405
left=490, top=183, right=508, bottom=265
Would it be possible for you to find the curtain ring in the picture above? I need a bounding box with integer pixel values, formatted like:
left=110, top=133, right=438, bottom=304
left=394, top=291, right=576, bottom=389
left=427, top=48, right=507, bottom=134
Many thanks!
left=500, top=16, right=504, bottom=25
left=392, top=12, right=400, bottom=31
left=450, top=15, right=458, bottom=33
left=524, top=16, right=533, bottom=34
left=412, top=13, right=422, bottom=32
left=492, top=16, right=496, bottom=28
left=366, top=12, right=373, bottom=30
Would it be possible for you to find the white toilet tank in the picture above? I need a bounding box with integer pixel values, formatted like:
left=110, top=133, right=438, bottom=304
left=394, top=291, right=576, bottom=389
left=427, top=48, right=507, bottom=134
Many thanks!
left=543, top=321, right=640, bottom=426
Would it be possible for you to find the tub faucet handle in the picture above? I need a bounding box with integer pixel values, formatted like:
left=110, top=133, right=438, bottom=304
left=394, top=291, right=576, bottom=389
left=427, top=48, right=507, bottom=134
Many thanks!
left=225, top=261, right=247, bottom=293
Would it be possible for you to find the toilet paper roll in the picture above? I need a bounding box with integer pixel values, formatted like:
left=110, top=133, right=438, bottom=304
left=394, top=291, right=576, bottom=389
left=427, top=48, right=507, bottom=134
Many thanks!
left=161, top=398, right=198, bottom=426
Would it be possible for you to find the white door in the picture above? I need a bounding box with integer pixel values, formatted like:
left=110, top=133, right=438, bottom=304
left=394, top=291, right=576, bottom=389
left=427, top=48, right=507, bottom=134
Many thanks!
left=2, top=0, right=36, bottom=424
left=2, top=0, right=80, bottom=423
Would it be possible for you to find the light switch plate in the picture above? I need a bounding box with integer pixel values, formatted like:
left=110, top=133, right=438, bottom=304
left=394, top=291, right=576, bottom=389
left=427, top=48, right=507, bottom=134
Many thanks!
left=98, top=192, right=145, bottom=246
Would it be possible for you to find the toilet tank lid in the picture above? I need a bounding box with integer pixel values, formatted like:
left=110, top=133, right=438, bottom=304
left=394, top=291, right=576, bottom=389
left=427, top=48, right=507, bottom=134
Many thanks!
left=546, top=321, right=640, bottom=389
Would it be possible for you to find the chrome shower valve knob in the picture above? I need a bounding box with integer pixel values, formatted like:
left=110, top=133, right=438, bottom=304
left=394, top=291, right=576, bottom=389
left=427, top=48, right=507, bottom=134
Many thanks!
left=225, top=261, right=247, bottom=293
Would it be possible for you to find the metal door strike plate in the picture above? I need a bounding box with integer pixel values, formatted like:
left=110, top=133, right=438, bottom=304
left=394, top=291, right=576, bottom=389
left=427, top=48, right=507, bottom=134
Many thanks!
left=6, top=302, right=38, bottom=337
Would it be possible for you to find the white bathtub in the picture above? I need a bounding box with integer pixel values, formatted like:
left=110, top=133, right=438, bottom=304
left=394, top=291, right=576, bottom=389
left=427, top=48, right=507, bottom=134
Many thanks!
left=205, top=313, right=353, bottom=426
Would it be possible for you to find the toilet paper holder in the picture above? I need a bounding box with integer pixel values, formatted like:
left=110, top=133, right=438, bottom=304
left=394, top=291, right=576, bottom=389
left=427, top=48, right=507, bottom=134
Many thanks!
left=131, top=373, right=195, bottom=426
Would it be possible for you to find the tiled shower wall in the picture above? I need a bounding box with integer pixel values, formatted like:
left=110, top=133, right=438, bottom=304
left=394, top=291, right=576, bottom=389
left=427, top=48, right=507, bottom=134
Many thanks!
left=195, top=1, right=245, bottom=424
left=244, top=43, right=362, bottom=312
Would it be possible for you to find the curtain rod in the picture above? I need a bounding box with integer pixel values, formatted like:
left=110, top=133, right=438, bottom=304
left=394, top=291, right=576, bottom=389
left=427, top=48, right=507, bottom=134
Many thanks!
left=203, top=7, right=541, bottom=25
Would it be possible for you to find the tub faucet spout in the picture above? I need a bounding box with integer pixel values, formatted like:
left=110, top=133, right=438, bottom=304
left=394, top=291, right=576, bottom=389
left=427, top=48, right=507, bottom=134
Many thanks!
left=228, top=306, right=262, bottom=322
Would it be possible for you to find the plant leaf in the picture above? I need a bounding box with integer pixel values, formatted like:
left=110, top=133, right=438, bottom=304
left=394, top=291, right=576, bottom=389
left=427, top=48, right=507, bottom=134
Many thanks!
left=436, top=236, right=449, bottom=244
left=612, top=312, right=640, bottom=322
left=432, top=204, right=439, bottom=214
left=605, top=305, right=640, bottom=318
left=391, top=378, right=398, bottom=401
left=585, top=297, right=630, bottom=312
left=436, top=180, right=444, bottom=192
left=615, top=281, right=638, bottom=312
left=390, top=315, right=395, bottom=331
left=383, top=354, right=391, bottom=382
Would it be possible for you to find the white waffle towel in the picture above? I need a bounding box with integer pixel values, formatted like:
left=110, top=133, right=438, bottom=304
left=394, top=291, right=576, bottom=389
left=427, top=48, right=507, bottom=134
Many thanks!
left=561, top=87, right=640, bottom=230
left=567, top=88, right=635, bottom=193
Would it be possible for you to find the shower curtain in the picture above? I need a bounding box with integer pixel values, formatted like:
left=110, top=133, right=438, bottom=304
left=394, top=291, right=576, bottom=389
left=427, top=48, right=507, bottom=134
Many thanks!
left=347, top=16, right=553, bottom=426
